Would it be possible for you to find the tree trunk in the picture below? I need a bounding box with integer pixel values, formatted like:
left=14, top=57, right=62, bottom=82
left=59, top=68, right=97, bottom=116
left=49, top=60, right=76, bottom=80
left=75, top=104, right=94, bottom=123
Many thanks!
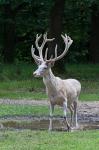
left=48, top=0, right=65, bottom=72
left=3, top=3, right=15, bottom=63
left=89, top=3, right=99, bottom=63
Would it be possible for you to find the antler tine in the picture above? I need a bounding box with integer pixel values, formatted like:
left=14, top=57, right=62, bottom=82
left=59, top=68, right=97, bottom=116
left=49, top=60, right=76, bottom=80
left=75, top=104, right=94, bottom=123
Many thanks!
left=43, top=32, right=47, bottom=40
left=31, top=45, right=36, bottom=58
left=35, top=34, right=42, bottom=50
left=64, top=34, right=73, bottom=48
left=52, top=34, right=73, bottom=61
left=44, top=44, right=57, bottom=61
left=35, top=34, right=44, bottom=61
left=61, top=34, right=68, bottom=49
left=35, top=32, right=55, bottom=62
left=31, top=45, right=41, bottom=64
left=40, top=33, right=47, bottom=50
left=50, top=55, right=53, bottom=60
left=55, top=44, right=58, bottom=59
left=41, top=33, right=55, bottom=49
left=43, top=32, right=55, bottom=42
left=67, top=35, right=73, bottom=48
left=39, top=32, right=55, bottom=61
left=44, top=47, right=48, bottom=60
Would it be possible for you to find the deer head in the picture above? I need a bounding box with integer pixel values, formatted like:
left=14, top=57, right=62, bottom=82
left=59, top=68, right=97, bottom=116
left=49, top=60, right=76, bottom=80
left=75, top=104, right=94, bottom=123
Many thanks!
left=31, top=33, right=73, bottom=77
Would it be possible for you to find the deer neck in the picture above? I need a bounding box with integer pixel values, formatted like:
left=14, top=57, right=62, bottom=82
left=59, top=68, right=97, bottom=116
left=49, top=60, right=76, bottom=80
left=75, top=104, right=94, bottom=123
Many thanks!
left=43, top=68, right=56, bottom=91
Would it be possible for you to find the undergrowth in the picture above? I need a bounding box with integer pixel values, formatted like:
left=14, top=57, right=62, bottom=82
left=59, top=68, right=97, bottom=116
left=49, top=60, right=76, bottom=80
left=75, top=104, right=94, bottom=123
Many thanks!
left=0, top=63, right=99, bottom=101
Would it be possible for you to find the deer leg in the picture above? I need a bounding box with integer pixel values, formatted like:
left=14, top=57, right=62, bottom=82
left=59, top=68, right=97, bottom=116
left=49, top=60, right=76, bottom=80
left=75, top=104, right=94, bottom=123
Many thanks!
left=73, top=100, right=78, bottom=127
left=68, top=105, right=74, bottom=127
left=63, top=101, right=71, bottom=131
left=49, top=103, right=54, bottom=131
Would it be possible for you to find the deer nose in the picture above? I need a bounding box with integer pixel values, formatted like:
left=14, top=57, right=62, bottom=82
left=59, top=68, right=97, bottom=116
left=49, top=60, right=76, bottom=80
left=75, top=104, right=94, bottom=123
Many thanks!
left=33, top=71, right=40, bottom=77
left=33, top=71, right=36, bottom=76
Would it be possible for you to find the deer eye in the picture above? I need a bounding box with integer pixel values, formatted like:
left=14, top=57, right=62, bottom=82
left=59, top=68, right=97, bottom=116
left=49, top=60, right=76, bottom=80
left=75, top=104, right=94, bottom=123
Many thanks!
left=44, top=67, right=47, bottom=70
left=44, top=66, right=47, bottom=70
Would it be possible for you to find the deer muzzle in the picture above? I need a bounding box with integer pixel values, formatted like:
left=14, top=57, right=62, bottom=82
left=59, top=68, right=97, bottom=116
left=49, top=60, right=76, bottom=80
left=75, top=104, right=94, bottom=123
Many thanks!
left=33, top=70, right=42, bottom=77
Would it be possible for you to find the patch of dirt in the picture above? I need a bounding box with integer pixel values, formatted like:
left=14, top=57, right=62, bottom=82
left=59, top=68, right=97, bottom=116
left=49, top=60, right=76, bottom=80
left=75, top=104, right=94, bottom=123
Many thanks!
left=0, top=99, right=48, bottom=106
left=78, top=102, right=99, bottom=126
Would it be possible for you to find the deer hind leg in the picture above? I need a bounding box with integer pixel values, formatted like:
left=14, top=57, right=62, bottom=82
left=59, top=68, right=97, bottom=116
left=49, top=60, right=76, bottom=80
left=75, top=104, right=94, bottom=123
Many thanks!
left=49, top=103, right=54, bottom=131
left=68, top=104, right=74, bottom=127
left=73, top=100, right=78, bottom=128
left=63, top=101, right=71, bottom=131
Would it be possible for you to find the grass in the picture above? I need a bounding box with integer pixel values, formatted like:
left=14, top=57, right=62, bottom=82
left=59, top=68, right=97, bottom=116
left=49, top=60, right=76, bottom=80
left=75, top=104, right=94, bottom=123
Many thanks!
left=0, top=63, right=99, bottom=101
left=0, top=105, right=48, bottom=117
left=0, top=130, right=99, bottom=150
left=65, top=63, right=99, bottom=80
left=0, top=104, right=64, bottom=117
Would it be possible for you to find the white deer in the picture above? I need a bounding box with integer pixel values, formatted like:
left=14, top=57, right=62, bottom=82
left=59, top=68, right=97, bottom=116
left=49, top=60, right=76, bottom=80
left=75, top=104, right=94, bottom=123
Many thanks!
left=31, top=33, right=81, bottom=131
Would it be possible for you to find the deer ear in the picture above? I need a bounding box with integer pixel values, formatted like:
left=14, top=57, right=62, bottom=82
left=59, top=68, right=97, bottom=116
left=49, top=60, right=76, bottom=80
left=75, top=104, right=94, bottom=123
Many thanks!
left=50, top=60, right=55, bottom=67
left=46, top=60, right=55, bottom=67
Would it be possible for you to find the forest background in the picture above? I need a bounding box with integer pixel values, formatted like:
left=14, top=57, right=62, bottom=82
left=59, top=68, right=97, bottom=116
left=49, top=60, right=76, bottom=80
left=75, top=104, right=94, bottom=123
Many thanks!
left=0, top=0, right=99, bottom=70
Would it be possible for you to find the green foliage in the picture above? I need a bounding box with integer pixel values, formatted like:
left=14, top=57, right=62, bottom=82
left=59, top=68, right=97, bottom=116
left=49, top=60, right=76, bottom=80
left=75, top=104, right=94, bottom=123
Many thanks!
left=0, top=0, right=99, bottom=63
left=0, top=130, right=99, bottom=150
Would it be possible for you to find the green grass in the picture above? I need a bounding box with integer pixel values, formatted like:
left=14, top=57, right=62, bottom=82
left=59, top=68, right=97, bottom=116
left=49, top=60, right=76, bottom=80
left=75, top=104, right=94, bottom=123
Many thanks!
left=0, top=104, right=65, bottom=117
left=0, top=79, right=99, bottom=101
left=0, top=105, right=64, bottom=117
left=65, top=63, right=99, bottom=80
left=0, top=80, right=47, bottom=100
left=0, top=63, right=99, bottom=101
left=80, top=93, right=99, bottom=101
left=0, top=63, right=36, bottom=81
left=80, top=80, right=99, bottom=101
left=0, top=105, right=48, bottom=117
left=0, top=130, right=99, bottom=150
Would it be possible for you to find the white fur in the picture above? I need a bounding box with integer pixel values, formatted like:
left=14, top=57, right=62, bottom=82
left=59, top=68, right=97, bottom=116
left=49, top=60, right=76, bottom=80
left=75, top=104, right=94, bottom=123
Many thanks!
left=34, top=66, right=81, bottom=131
left=32, top=33, right=81, bottom=131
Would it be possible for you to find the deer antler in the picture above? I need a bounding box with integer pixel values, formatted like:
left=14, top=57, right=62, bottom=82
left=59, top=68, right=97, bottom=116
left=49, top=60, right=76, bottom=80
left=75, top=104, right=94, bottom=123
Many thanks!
left=52, top=34, right=73, bottom=61
left=31, top=45, right=41, bottom=64
left=31, top=33, right=73, bottom=63
left=31, top=33, right=55, bottom=63
left=45, top=34, right=73, bottom=62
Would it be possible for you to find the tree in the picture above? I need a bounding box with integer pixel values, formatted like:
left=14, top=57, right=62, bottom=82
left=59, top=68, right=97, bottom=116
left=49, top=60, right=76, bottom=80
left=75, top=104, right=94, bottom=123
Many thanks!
left=0, top=0, right=99, bottom=64
left=89, top=2, right=99, bottom=63
left=1, top=1, right=29, bottom=63
left=48, top=0, right=66, bottom=72
left=0, top=0, right=52, bottom=63
left=3, top=2, right=15, bottom=63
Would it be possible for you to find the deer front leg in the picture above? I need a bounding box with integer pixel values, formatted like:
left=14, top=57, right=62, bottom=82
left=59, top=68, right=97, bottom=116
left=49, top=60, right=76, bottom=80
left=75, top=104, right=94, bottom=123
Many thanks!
left=49, top=103, right=54, bottom=131
left=63, top=101, right=71, bottom=131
